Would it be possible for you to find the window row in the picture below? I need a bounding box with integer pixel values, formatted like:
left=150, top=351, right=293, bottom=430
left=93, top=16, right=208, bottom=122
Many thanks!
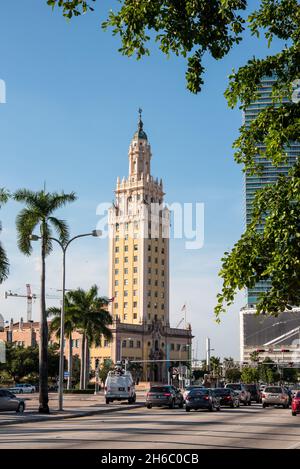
left=115, top=244, right=139, bottom=253
left=115, top=256, right=139, bottom=263
left=121, top=339, right=141, bottom=348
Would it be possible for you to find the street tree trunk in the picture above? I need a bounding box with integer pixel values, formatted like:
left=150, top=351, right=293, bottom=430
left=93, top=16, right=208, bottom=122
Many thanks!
left=39, top=231, right=49, bottom=413
left=80, top=333, right=85, bottom=390
left=67, top=331, right=72, bottom=390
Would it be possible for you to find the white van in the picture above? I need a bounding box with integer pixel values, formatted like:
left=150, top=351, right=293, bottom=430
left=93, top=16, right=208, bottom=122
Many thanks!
left=104, top=369, right=136, bottom=404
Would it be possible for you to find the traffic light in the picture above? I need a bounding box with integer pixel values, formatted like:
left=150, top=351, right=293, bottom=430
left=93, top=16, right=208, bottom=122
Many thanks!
left=95, top=358, right=99, bottom=369
left=281, top=349, right=290, bottom=353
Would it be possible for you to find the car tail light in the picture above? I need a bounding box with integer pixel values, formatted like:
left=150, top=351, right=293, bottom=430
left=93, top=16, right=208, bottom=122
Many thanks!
left=225, top=396, right=231, bottom=400
left=164, top=393, right=171, bottom=397
left=262, top=393, right=266, bottom=398
left=204, top=396, right=209, bottom=400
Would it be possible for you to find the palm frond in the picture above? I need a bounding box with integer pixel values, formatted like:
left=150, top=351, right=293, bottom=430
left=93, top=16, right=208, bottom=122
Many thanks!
left=47, top=306, right=61, bottom=318
left=49, top=192, right=77, bottom=213
left=0, top=188, right=10, bottom=207
left=48, top=217, right=70, bottom=246
left=14, top=189, right=41, bottom=207
left=0, top=242, right=9, bottom=283
left=40, top=221, right=53, bottom=256
left=16, top=208, right=40, bottom=255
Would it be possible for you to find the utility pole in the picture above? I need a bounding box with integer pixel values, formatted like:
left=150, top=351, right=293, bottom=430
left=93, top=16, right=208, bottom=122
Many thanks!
left=206, top=337, right=211, bottom=372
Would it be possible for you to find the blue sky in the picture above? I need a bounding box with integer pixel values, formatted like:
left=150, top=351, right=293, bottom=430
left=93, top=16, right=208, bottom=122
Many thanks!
left=0, top=1, right=286, bottom=359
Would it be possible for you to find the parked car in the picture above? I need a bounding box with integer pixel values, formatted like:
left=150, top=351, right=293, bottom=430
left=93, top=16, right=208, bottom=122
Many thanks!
left=185, top=388, right=220, bottom=412
left=105, top=369, right=136, bottom=404
left=291, top=391, right=300, bottom=416
left=0, top=389, right=25, bottom=413
left=261, top=386, right=289, bottom=408
left=225, top=383, right=251, bottom=406
left=183, top=385, right=204, bottom=403
left=9, top=384, right=36, bottom=394
left=244, top=384, right=261, bottom=403
left=212, top=388, right=240, bottom=408
left=146, top=385, right=184, bottom=409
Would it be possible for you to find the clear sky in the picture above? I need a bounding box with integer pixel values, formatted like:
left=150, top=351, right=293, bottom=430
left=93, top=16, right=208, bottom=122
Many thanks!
left=0, top=1, right=286, bottom=359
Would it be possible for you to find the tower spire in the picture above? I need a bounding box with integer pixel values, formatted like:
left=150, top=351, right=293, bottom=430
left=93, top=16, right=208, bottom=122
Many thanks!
left=133, top=108, right=147, bottom=140
left=138, top=107, right=143, bottom=130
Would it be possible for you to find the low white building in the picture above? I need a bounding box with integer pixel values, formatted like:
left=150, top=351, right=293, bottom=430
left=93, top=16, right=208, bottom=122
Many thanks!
left=240, top=307, right=300, bottom=366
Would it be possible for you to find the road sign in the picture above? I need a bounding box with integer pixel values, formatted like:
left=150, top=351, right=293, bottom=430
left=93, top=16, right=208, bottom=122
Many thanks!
left=64, top=371, right=70, bottom=378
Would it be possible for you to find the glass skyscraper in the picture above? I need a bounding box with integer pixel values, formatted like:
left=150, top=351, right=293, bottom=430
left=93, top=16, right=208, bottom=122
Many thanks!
left=244, top=77, right=300, bottom=305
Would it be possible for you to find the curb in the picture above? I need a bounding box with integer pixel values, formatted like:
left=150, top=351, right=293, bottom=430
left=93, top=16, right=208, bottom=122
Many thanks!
left=0, top=403, right=144, bottom=427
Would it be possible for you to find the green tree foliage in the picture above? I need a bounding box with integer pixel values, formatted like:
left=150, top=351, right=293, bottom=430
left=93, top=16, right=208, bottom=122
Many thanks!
left=225, top=367, right=242, bottom=382
left=0, top=188, right=10, bottom=283
left=64, top=286, right=113, bottom=389
left=14, top=188, right=76, bottom=413
left=98, top=359, right=114, bottom=385
left=47, top=1, right=300, bottom=317
left=47, top=0, right=246, bottom=93
left=192, top=369, right=205, bottom=381
left=241, top=366, right=259, bottom=383
left=0, top=344, right=60, bottom=381
left=258, top=357, right=280, bottom=384
left=249, top=351, right=260, bottom=363
left=210, top=356, right=222, bottom=377
left=282, top=366, right=299, bottom=383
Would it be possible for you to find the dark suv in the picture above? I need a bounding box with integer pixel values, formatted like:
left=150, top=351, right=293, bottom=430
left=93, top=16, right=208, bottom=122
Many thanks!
left=185, top=388, right=221, bottom=412
left=146, top=385, right=184, bottom=409
left=244, top=384, right=261, bottom=403
left=213, top=388, right=240, bottom=408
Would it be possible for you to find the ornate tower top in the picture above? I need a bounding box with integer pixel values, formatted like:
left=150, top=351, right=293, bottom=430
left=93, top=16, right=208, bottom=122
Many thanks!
left=133, top=108, right=148, bottom=141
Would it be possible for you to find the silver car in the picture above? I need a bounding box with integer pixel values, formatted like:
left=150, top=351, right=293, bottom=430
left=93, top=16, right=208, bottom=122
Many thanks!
left=0, top=389, right=25, bottom=413
left=262, top=386, right=289, bottom=408
left=225, top=383, right=251, bottom=406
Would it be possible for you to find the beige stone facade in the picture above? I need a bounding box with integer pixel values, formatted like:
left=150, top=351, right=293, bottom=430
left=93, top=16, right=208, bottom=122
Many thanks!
left=90, top=114, right=193, bottom=382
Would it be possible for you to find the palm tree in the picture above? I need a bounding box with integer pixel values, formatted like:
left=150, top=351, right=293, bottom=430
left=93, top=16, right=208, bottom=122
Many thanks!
left=66, top=286, right=113, bottom=389
left=0, top=188, right=10, bottom=283
left=210, top=356, right=222, bottom=385
left=14, top=188, right=76, bottom=413
left=48, top=295, right=81, bottom=390
left=250, top=350, right=260, bottom=364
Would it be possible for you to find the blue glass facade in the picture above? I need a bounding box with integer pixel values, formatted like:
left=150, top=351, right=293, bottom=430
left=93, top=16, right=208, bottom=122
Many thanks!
left=244, top=77, right=300, bottom=305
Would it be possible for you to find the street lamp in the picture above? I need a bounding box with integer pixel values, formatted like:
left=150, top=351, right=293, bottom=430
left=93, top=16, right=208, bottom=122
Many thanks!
left=119, top=337, right=133, bottom=371
left=30, top=229, right=102, bottom=411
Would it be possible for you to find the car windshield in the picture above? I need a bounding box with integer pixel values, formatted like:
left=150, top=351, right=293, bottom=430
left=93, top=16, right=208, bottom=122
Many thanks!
left=214, top=388, right=231, bottom=395
left=190, top=389, right=209, bottom=396
left=226, top=384, right=241, bottom=390
left=149, top=387, right=171, bottom=393
left=265, top=387, right=282, bottom=393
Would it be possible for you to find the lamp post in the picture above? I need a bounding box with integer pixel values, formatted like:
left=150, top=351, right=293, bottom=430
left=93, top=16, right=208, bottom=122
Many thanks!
left=206, top=337, right=214, bottom=372
left=30, top=229, right=102, bottom=411
left=119, top=337, right=133, bottom=371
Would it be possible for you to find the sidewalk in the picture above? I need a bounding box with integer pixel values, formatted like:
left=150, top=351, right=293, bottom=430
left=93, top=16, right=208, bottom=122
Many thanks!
left=0, top=392, right=145, bottom=427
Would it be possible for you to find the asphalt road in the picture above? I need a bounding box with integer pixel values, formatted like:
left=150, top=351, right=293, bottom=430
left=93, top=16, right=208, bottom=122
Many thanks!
left=0, top=403, right=300, bottom=449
